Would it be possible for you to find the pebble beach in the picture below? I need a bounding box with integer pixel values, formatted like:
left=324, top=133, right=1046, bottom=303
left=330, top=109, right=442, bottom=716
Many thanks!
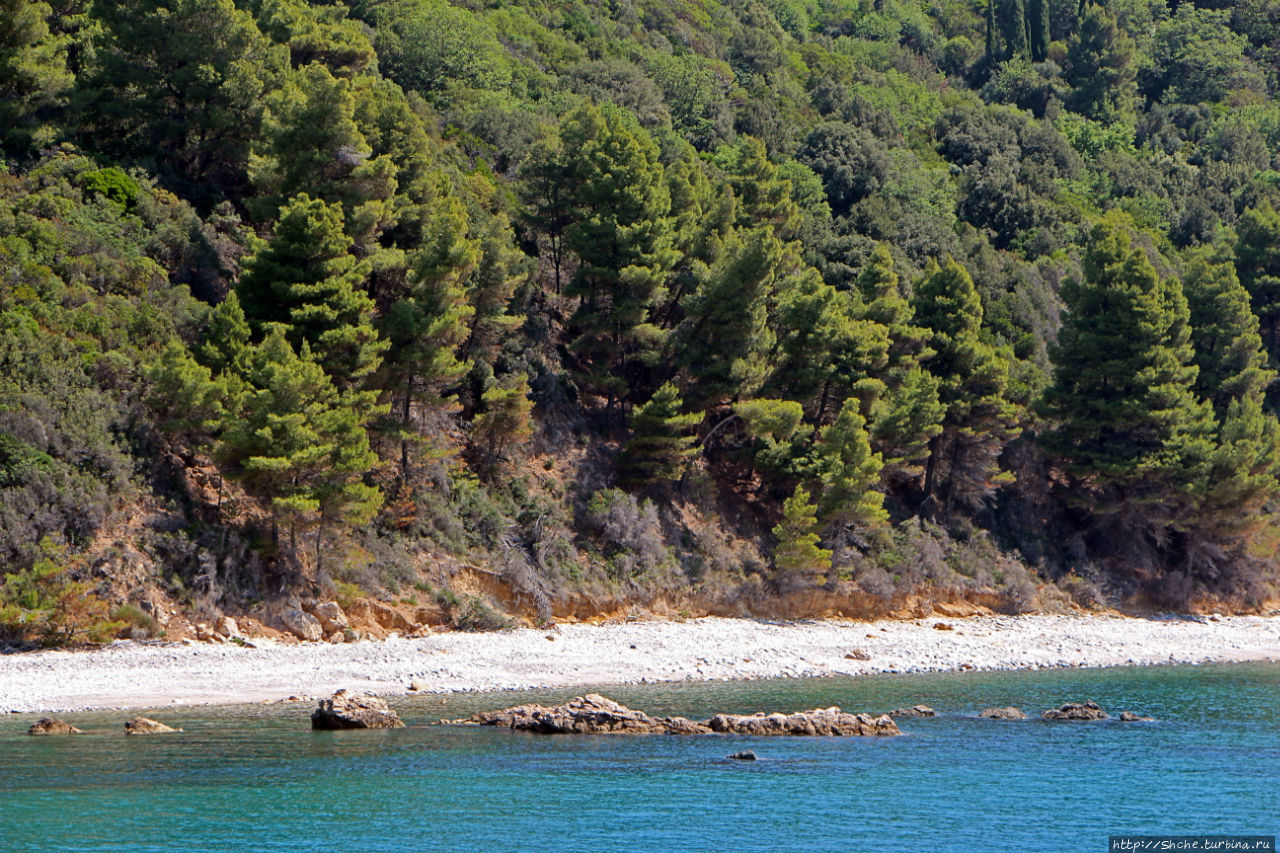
left=2, top=613, right=1279, bottom=713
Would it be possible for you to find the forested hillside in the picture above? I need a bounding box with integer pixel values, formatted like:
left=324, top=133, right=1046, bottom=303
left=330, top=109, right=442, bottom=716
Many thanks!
left=4, top=0, right=1280, bottom=644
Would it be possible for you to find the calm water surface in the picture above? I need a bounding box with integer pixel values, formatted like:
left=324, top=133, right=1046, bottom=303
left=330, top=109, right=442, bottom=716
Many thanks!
left=1, top=663, right=1276, bottom=852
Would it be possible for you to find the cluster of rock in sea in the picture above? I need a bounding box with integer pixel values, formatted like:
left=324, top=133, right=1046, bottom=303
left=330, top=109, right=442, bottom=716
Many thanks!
left=22, top=692, right=1156, bottom=738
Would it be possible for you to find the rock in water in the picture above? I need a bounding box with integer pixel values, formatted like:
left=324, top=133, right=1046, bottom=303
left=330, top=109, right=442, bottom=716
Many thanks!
left=468, top=693, right=698, bottom=734
left=888, top=705, right=936, bottom=718
left=125, top=716, right=179, bottom=735
left=312, top=689, right=405, bottom=730
left=464, top=694, right=900, bottom=737
left=1117, top=711, right=1155, bottom=722
left=27, top=718, right=83, bottom=735
left=979, top=707, right=1027, bottom=720
left=705, top=707, right=900, bottom=737
left=727, top=750, right=758, bottom=761
left=1042, top=701, right=1108, bottom=721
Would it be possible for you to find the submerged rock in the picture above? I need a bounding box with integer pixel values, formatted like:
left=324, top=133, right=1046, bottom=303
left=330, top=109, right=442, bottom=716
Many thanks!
left=1117, top=711, right=1155, bottom=722
left=888, top=705, right=936, bottom=718
left=979, top=707, right=1027, bottom=720
left=465, top=694, right=900, bottom=737
left=727, top=750, right=758, bottom=761
left=27, top=718, right=83, bottom=735
left=311, top=689, right=405, bottom=730
left=125, top=716, right=179, bottom=735
left=1042, top=701, right=1108, bottom=721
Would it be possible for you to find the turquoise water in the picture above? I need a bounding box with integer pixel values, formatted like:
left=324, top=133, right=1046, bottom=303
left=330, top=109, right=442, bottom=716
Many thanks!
left=2, top=663, right=1277, bottom=852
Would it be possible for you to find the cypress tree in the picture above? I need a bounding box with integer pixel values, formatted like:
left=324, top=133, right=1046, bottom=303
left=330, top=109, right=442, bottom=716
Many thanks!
left=1028, top=0, right=1050, bottom=62
left=618, top=383, right=701, bottom=489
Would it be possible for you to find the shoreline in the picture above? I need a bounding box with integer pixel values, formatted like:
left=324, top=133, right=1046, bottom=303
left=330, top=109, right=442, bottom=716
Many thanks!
left=2, top=613, right=1279, bottom=714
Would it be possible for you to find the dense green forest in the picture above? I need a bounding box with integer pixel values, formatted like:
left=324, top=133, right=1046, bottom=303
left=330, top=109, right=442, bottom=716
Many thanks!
left=4, top=0, right=1280, bottom=644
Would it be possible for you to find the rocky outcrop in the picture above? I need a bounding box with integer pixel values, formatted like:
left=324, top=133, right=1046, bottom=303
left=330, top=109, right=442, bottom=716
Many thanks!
left=125, top=716, right=179, bottom=735
left=727, top=750, right=758, bottom=761
left=465, top=694, right=900, bottom=737
left=888, top=705, right=936, bottom=718
left=279, top=607, right=323, bottom=642
left=1042, top=700, right=1108, bottom=721
left=980, top=706, right=1027, bottom=720
left=28, top=718, right=83, bottom=735
left=311, top=689, right=406, bottom=730
left=346, top=599, right=414, bottom=633
left=705, top=707, right=900, bottom=736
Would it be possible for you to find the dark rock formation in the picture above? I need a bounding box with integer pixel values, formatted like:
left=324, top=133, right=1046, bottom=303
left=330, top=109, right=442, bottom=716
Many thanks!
left=124, top=716, right=179, bottom=735
left=465, top=694, right=901, bottom=737
left=312, top=689, right=406, bottom=730
left=888, top=705, right=936, bottom=718
left=979, top=706, right=1027, bottom=720
left=27, top=718, right=83, bottom=735
left=1042, top=700, right=1108, bottom=720
left=727, top=750, right=758, bottom=760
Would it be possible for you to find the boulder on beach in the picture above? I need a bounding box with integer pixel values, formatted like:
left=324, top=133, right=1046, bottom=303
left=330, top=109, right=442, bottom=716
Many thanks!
left=311, top=689, right=405, bottom=730
left=844, top=648, right=871, bottom=661
left=279, top=607, right=323, bottom=642
left=1118, top=711, right=1155, bottom=722
left=888, top=705, right=936, bottom=718
left=1042, top=701, right=1108, bottom=721
left=306, top=601, right=349, bottom=635
left=979, top=707, right=1027, bottom=720
left=464, top=694, right=901, bottom=737
left=27, top=718, right=83, bottom=735
left=125, top=716, right=179, bottom=735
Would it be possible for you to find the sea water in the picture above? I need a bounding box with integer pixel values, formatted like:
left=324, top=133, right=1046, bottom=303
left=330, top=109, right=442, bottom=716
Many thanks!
left=1, top=662, right=1276, bottom=852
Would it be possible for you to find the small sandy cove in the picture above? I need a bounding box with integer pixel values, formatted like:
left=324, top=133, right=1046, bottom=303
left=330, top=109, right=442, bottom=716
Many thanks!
left=2, top=613, right=1278, bottom=713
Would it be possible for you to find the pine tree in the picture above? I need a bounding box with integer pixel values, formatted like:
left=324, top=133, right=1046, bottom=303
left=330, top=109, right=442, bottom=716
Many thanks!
left=1184, top=249, right=1274, bottom=415
left=249, top=62, right=397, bottom=245
left=0, top=0, right=71, bottom=154
left=518, top=134, right=575, bottom=295
left=146, top=342, right=226, bottom=445
left=217, top=327, right=382, bottom=571
left=378, top=190, right=478, bottom=477
left=870, top=366, right=946, bottom=481
left=813, top=399, right=887, bottom=578
left=561, top=103, right=678, bottom=408
left=1064, top=4, right=1137, bottom=124
left=1235, top=202, right=1280, bottom=363
left=1039, top=225, right=1215, bottom=523
left=471, top=372, right=534, bottom=473
left=197, top=291, right=251, bottom=375
left=914, top=257, right=1021, bottom=513
left=676, top=227, right=780, bottom=408
left=237, top=193, right=386, bottom=388
left=772, top=485, right=831, bottom=585
left=618, top=383, right=701, bottom=489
